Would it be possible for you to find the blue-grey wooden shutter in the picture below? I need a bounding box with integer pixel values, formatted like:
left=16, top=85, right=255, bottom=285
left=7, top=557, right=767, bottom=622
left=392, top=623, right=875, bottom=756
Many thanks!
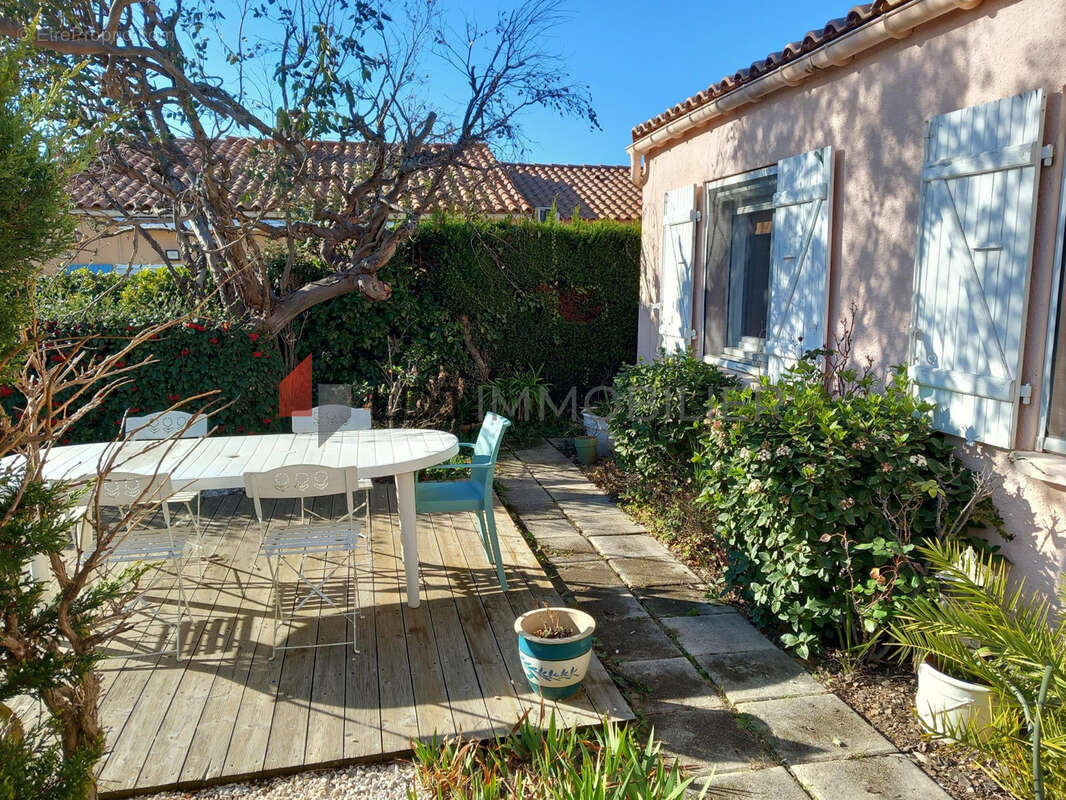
left=658, top=185, right=699, bottom=353
left=910, top=89, right=1046, bottom=448
left=765, top=147, right=834, bottom=380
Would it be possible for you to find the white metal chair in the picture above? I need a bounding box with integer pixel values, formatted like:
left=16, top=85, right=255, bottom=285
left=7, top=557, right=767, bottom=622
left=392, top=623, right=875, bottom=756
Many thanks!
left=244, top=464, right=364, bottom=658
left=291, top=405, right=373, bottom=528
left=96, top=472, right=189, bottom=661
left=124, top=410, right=209, bottom=530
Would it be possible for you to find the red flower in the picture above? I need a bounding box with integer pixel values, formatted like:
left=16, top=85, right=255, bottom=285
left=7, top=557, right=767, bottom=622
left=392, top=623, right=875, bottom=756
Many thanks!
left=116, top=360, right=127, bottom=368
left=129, top=384, right=138, bottom=392
left=262, top=418, right=272, bottom=425
left=209, top=337, right=220, bottom=345
left=60, top=438, right=70, bottom=445
left=248, top=333, right=259, bottom=343
left=130, top=407, right=141, bottom=413
left=0, top=386, right=11, bottom=397
left=168, top=393, right=180, bottom=402
left=252, top=350, right=262, bottom=358
left=185, top=322, right=206, bottom=332
left=51, top=353, right=64, bottom=362
left=180, top=349, right=190, bottom=356
left=237, top=426, right=246, bottom=432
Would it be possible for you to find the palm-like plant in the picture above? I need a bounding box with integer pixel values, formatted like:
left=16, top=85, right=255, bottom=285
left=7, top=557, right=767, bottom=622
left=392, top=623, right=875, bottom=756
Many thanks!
left=890, top=540, right=1065, bottom=800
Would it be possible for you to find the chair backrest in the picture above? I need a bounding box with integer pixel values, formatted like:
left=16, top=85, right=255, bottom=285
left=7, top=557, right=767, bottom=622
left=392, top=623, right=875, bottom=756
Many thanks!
left=291, top=405, right=372, bottom=434
left=125, top=410, right=208, bottom=440
left=469, top=412, right=511, bottom=492
left=243, top=464, right=360, bottom=524
left=97, top=471, right=174, bottom=507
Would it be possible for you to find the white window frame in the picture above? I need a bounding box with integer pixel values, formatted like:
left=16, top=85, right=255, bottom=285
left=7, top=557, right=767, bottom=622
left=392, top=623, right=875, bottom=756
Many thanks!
left=1036, top=156, right=1066, bottom=455
left=701, top=164, right=778, bottom=376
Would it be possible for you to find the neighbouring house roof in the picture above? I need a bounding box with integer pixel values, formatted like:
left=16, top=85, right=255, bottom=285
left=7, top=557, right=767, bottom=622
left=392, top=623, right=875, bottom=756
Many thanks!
left=71, top=138, right=639, bottom=222
left=631, top=0, right=911, bottom=142
left=70, top=138, right=532, bottom=217
left=501, top=162, right=642, bottom=221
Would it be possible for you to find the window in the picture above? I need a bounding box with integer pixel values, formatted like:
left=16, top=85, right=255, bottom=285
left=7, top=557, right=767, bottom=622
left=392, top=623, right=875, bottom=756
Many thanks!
left=703, top=170, right=776, bottom=371
left=1039, top=155, right=1066, bottom=455
left=535, top=207, right=559, bottom=223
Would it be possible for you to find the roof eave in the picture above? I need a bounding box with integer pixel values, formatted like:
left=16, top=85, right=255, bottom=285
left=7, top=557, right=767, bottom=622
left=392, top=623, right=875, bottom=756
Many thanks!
left=626, top=0, right=983, bottom=186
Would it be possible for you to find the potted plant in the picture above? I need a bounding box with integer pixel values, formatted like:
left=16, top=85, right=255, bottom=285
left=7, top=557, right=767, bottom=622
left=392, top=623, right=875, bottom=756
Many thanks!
left=514, top=605, right=596, bottom=700
left=572, top=434, right=598, bottom=465
left=891, top=540, right=1065, bottom=800
left=581, top=399, right=614, bottom=457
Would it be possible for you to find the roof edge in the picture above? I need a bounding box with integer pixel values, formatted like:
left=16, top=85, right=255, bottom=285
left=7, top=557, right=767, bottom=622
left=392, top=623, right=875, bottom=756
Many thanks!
left=626, top=0, right=983, bottom=186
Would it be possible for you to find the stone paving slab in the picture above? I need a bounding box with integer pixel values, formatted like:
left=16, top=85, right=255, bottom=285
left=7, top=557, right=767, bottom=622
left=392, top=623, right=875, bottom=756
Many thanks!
left=633, top=586, right=734, bottom=619
left=661, top=613, right=779, bottom=656
left=613, top=658, right=725, bottom=714
left=588, top=533, right=675, bottom=561
left=695, top=765, right=813, bottom=800
left=521, top=514, right=580, bottom=539
left=495, top=479, right=557, bottom=515
left=646, top=706, right=772, bottom=776
left=792, top=754, right=953, bottom=800
left=538, top=535, right=600, bottom=563
left=594, top=615, right=681, bottom=662
left=695, top=649, right=828, bottom=704
left=572, top=586, right=649, bottom=623
left=736, top=693, right=896, bottom=765
left=610, top=556, right=701, bottom=588
left=553, top=558, right=629, bottom=591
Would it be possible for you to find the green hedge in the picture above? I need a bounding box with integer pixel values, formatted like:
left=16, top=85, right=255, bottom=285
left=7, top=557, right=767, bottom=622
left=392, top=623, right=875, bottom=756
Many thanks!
left=0, top=319, right=286, bottom=443
left=299, top=216, right=640, bottom=394
left=14, top=217, right=639, bottom=439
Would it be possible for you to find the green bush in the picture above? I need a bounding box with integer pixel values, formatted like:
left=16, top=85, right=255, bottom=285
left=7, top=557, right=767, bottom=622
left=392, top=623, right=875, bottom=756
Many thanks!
left=0, top=318, right=286, bottom=443
left=606, top=351, right=739, bottom=492
left=695, top=355, right=995, bottom=659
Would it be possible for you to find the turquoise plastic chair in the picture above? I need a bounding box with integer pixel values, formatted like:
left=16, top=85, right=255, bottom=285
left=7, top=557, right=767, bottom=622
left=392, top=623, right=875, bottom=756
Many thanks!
left=415, top=413, right=512, bottom=590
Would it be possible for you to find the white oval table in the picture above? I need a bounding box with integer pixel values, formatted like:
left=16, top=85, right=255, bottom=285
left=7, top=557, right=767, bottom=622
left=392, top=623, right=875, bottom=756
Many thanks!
left=38, top=429, right=460, bottom=608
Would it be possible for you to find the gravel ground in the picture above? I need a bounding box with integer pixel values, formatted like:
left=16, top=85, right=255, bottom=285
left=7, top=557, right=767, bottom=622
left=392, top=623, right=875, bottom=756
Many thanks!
left=144, top=761, right=421, bottom=800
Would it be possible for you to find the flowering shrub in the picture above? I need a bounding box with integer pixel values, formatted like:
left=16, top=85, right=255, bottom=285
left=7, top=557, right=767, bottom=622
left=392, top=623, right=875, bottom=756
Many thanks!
left=605, top=351, right=739, bottom=493
left=0, top=320, right=285, bottom=442
left=695, top=354, right=997, bottom=659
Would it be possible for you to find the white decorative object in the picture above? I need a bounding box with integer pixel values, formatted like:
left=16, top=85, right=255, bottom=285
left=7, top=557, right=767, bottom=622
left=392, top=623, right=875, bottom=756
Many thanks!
left=581, top=409, right=613, bottom=457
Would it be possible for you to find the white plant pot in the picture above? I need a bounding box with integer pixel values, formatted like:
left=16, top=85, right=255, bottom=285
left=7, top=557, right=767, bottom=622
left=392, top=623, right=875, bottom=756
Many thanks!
left=916, top=659, right=997, bottom=741
left=581, top=410, right=614, bottom=457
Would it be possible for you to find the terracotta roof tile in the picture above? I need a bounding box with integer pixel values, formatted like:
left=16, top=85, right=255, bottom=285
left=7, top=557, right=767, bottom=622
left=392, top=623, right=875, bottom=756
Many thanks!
left=500, top=162, right=641, bottom=221
left=71, top=138, right=532, bottom=217
left=631, top=0, right=910, bottom=141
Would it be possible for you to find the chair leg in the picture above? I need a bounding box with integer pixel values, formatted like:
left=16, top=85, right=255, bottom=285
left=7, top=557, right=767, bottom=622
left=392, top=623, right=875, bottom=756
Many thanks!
left=474, top=510, right=493, bottom=563
left=483, top=505, right=508, bottom=591
left=173, top=553, right=188, bottom=661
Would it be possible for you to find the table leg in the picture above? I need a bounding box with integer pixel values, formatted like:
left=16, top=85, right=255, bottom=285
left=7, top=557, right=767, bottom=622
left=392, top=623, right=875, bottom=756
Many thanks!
left=394, top=471, right=420, bottom=608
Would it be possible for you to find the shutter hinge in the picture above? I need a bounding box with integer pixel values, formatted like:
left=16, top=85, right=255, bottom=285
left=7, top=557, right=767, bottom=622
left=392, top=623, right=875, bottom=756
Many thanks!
left=1020, top=383, right=1033, bottom=405
left=1042, top=144, right=1054, bottom=166
left=690, top=210, right=702, bottom=223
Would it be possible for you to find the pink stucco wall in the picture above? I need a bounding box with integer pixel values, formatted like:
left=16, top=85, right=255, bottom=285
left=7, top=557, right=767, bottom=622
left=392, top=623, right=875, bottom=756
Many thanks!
left=635, top=0, right=1066, bottom=597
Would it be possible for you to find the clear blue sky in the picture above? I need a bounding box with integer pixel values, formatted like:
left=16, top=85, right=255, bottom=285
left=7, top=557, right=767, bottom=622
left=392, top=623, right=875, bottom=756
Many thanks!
left=224, top=0, right=848, bottom=166
left=440, top=0, right=848, bottom=165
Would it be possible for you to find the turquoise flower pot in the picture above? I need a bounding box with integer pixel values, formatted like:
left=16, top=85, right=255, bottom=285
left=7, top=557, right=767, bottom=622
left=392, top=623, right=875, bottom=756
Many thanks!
left=514, top=608, right=596, bottom=700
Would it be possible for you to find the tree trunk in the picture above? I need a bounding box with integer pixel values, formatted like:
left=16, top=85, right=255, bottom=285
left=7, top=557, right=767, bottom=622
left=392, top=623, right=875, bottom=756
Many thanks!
left=41, top=669, right=104, bottom=799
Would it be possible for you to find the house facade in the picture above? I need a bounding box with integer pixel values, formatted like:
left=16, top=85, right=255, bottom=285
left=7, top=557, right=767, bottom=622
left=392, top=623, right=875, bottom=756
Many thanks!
left=65, top=141, right=639, bottom=271
left=629, top=0, right=1066, bottom=596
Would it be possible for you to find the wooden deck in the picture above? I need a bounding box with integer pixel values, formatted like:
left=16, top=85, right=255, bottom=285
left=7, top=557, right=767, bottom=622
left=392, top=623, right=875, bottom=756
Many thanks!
left=63, top=484, right=630, bottom=796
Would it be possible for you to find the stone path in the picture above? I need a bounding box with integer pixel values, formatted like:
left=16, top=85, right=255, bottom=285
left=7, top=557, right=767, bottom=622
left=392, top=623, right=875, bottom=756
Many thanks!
left=496, top=441, right=952, bottom=800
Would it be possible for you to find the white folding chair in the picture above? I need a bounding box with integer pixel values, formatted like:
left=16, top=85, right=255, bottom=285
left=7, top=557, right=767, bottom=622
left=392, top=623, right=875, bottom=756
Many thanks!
left=244, top=465, right=364, bottom=658
left=291, top=405, right=373, bottom=528
left=96, top=472, right=189, bottom=661
left=124, top=410, right=209, bottom=530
